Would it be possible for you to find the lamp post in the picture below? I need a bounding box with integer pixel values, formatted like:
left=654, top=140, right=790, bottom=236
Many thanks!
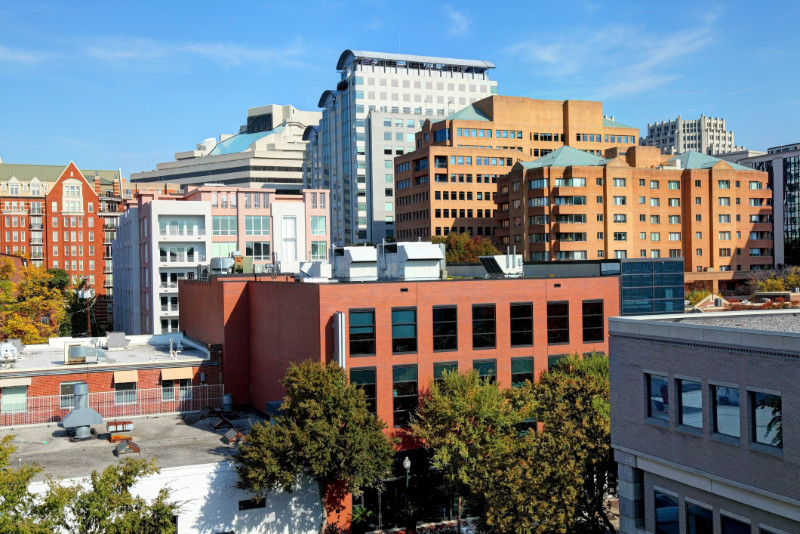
left=403, top=456, right=412, bottom=532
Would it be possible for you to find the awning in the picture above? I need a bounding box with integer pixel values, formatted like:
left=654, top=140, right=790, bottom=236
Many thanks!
left=0, top=377, right=32, bottom=388
left=113, top=370, right=139, bottom=383
left=161, top=367, right=193, bottom=380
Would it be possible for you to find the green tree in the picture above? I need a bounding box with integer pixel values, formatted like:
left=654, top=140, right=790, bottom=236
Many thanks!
left=432, top=232, right=500, bottom=264
left=62, top=277, right=102, bottom=337
left=234, top=361, right=394, bottom=534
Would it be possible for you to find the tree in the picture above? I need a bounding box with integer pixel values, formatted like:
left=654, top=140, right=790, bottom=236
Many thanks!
left=62, top=277, right=102, bottom=337
left=0, top=263, right=66, bottom=343
left=412, top=370, right=522, bottom=533
left=0, top=435, right=178, bottom=533
left=431, top=232, right=500, bottom=264
left=234, top=361, right=394, bottom=534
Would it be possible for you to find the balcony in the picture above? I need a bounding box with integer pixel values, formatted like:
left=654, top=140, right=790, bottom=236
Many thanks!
left=158, top=228, right=207, bottom=240
left=31, top=251, right=44, bottom=259
left=159, top=254, right=206, bottom=265
left=159, top=282, right=179, bottom=291
left=30, top=238, right=43, bottom=245
left=29, top=224, right=43, bottom=231
left=160, top=305, right=179, bottom=314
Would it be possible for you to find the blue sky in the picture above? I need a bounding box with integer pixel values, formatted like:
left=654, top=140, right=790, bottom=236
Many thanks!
left=0, top=1, right=797, bottom=175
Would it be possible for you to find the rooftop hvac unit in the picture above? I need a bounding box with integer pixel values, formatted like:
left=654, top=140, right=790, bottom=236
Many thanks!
left=479, top=254, right=523, bottom=278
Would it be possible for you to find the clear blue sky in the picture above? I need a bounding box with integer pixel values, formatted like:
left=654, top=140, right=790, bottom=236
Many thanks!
left=1, top=1, right=797, bottom=175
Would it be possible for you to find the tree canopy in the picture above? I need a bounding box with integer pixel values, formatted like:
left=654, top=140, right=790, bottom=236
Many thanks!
left=0, top=261, right=66, bottom=343
left=431, top=232, right=500, bottom=264
left=234, top=360, right=394, bottom=534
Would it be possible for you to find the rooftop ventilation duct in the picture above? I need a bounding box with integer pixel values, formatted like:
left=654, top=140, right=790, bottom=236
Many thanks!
left=61, top=383, right=103, bottom=440
left=479, top=252, right=523, bottom=279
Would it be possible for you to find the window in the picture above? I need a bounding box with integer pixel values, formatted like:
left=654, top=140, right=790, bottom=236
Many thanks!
left=614, top=232, right=627, bottom=241
left=613, top=214, right=627, bottom=223
left=713, top=385, right=739, bottom=437
left=582, top=300, right=603, bottom=342
left=432, top=306, right=457, bottom=351
left=433, top=362, right=458, bottom=384
left=654, top=492, right=679, bottom=534
left=669, top=232, right=681, bottom=241
left=718, top=214, right=730, bottom=223
left=349, top=310, right=375, bottom=356
left=393, top=365, right=418, bottom=427
left=311, top=241, right=326, bottom=260
left=687, top=503, right=713, bottom=534
left=1, top=385, right=27, bottom=413
left=510, top=303, right=533, bottom=346
left=679, top=380, right=702, bottom=429
left=511, top=358, right=534, bottom=388
left=162, top=379, right=192, bottom=401
left=311, top=216, right=326, bottom=235
left=613, top=178, right=626, bottom=187
left=472, top=304, right=496, bottom=348
left=245, top=241, right=270, bottom=260
left=392, top=308, right=417, bottom=353
left=751, top=392, right=782, bottom=447
left=613, top=196, right=627, bottom=205
left=114, top=382, right=136, bottom=405
left=718, top=180, right=730, bottom=189
left=749, top=181, right=762, bottom=190
left=719, top=197, right=731, bottom=206
left=719, top=231, right=731, bottom=240
left=60, top=381, right=81, bottom=409
left=650, top=215, right=660, bottom=224
left=650, top=232, right=661, bottom=241
left=650, top=198, right=660, bottom=207
left=668, top=180, right=680, bottom=190
left=647, top=374, right=669, bottom=421
left=547, top=301, right=569, bottom=344
left=721, top=516, right=750, bottom=534
left=350, top=368, right=376, bottom=415
left=212, top=215, right=237, bottom=236
left=650, top=180, right=659, bottom=189
left=473, top=360, right=497, bottom=384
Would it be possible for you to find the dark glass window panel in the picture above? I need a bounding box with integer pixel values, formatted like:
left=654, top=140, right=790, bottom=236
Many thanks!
left=679, top=380, right=702, bottom=428
left=713, top=385, right=740, bottom=437
left=349, top=310, right=376, bottom=356
left=350, top=368, right=377, bottom=415
left=582, top=300, right=604, bottom=342
left=510, top=303, right=533, bottom=346
left=392, top=365, right=418, bottom=427
left=473, top=360, right=496, bottom=383
left=433, top=362, right=458, bottom=383
left=654, top=492, right=679, bottom=534
left=392, top=308, right=417, bottom=353
left=751, top=391, right=782, bottom=447
left=547, top=301, right=569, bottom=344
left=686, top=503, right=713, bottom=534
left=511, top=357, right=534, bottom=388
left=472, top=305, right=496, bottom=348
left=721, top=516, right=751, bottom=534
left=432, top=306, right=458, bottom=351
left=548, top=354, right=566, bottom=370
left=648, top=374, right=669, bottom=421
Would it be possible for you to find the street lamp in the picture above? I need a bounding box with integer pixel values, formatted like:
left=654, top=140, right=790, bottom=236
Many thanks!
left=403, top=456, right=412, bottom=532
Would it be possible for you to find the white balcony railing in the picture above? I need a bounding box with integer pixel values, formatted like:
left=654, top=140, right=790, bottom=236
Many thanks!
left=159, top=228, right=206, bottom=237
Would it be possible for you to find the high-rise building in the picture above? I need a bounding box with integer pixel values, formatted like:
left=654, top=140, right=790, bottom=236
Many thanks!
left=496, top=145, right=772, bottom=290
left=640, top=114, right=746, bottom=155
left=130, top=105, right=321, bottom=191
left=718, top=142, right=800, bottom=266
left=393, top=96, right=639, bottom=241
left=305, top=50, right=498, bottom=245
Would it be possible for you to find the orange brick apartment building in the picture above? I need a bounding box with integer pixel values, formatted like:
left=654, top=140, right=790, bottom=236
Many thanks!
left=496, top=146, right=772, bottom=289
left=393, top=95, right=639, bottom=241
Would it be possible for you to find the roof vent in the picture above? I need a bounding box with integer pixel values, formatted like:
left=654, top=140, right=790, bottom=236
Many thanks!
left=60, top=383, right=103, bottom=440
left=479, top=252, right=523, bottom=278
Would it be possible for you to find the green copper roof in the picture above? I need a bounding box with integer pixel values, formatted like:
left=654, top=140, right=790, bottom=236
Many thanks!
left=0, top=163, right=120, bottom=184
left=603, top=118, right=634, bottom=129
left=669, top=151, right=751, bottom=171
left=445, top=104, right=490, bottom=122
left=521, top=146, right=609, bottom=169
left=208, top=125, right=284, bottom=156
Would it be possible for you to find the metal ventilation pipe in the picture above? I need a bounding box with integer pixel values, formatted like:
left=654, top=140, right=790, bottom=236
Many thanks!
left=74, top=382, right=89, bottom=410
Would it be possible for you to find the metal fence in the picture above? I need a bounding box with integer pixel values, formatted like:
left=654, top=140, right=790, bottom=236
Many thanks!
left=0, top=384, right=224, bottom=428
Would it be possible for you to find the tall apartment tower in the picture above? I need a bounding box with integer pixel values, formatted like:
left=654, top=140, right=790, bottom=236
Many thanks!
left=305, top=50, right=498, bottom=245
left=640, top=115, right=746, bottom=155
left=393, top=96, right=639, bottom=241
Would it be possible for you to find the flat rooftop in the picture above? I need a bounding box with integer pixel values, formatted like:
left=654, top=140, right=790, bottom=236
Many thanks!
left=0, top=333, right=209, bottom=375
left=6, top=411, right=259, bottom=481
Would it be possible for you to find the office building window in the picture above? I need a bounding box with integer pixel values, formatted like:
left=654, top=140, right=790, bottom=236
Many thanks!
left=311, top=216, right=326, bottom=235
left=582, top=300, right=604, bottom=342
left=1, top=386, right=27, bottom=413
left=510, top=303, right=533, bottom=346
left=245, top=241, right=270, bottom=261
left=547, top=301, right=569, bottom=344
left=349, top=309, right=375, bottom=356
left=687, top=503, right=713, bottom=534
left=114, top=382, right=137, bottom=405
left=713, top=384, right=740, bottom=438
left=654, top=492, right=678, bottom=534
left=432, top=306, right=457, bottom=351
left=311, top=241, right=327, bottom=260
left=473, top=359, right=497, bottom=384
left=511, top=357, right=534, bottom=388
left=59, top=381, right=81, bottom=409
left=647, top=374, right=669, bottom=421
left=350, top=368, right=376, bottom=415
left=212, top=215, right=237, bottom=236
left=472, top=304, right=496, bottom=348
left=392, top=308, right=417, bottom=353
left=392, top=365, right=418, bottom=427
left=433, top=362, right=458, bottom=384
left=721, top=516, right=750, bottom=534
left=751, top=391, right=782, bottom=447
left=679, top=380, right=702, bottom=429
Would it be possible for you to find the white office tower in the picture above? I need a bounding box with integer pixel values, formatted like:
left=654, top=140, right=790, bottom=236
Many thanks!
left=641, top=114, right=746, bottom=156
left=305, top=50, right=497, bottom=245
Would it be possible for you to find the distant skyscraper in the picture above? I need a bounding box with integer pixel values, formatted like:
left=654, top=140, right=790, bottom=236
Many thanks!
left=640, top=115, right=745, bottom=155
left=305, top=50, right=497, bottom=245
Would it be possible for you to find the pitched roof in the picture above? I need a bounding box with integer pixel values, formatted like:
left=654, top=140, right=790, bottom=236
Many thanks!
left=603, top=117, right=634, bottom=129
left=444, top=104, right=490, bottom=122
left=208, top=125, right=284, bottom=156
left=0, top=163, right=120, bottom=184
left=521, top=146, right=609, bottom=169
left=669, top=151, right=751, bottom=171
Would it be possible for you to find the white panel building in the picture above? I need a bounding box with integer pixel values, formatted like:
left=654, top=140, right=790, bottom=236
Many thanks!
left=640, top=114, right=746, bottom=155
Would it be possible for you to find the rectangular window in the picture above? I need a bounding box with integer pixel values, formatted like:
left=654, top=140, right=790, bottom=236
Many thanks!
left=668, top=180, right=680, bottom=190
left=472, top=304, right=496, bottom=348
left=393, top=365, right=418, bottom=427
left=349, top=309, right=375, bottom=356
left=679, top=380, right=702, bottom=429
left=714, top=386, right=741, bottom=437
left=547, top=301, right=569, bottom=344
left=432, top=306, right=458, bottom=351
left=350, top=368, right=377, bottom=415
left=687, top=503, right=713, bottom=534
left=582, top=300, right=604, bottom=342
left=245, top=241, right=271, bottom=260
left=473, top=359, right=497, bottom=384
left=647, top=374, right=669, bottom=421
left=433, top=362, right=458, bottom=384
left=511, top=357, right=534, bottom=388
left=114, top=382, right=137, bottom=405
left=613, top=178, right=626, bottom=187
left=212, top=215, right=237, bottom=236
left=1, top=385, right=27, bottom=413
left=654, top=492, right=679, bottom=534
left=392, top=308, right=417, bottom=353
left=311, top=216, right=326, bottom=235
left=721, top=516, right=750, bottom=534
left=311, top=241, right=327, bottom=260
left=719, top=197, right=731, bottom=206
left=751, top=391, right=782, bottom=447
left=510, top=303, right=533, bottom=346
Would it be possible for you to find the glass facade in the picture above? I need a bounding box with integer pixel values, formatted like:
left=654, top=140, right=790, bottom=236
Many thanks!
left=783, top=156, right=800, bottom=265
left=621, top=259, right=684, bottom=315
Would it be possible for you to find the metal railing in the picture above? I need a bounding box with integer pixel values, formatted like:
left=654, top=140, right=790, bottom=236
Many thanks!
left=159, top=228, right=206, bottom=237
left=0, top=384, right=224, bottom=427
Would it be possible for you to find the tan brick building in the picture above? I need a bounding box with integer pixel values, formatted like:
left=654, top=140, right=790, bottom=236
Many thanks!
left=393, top=95, right=639, bottom=241
left=496, top=145, right=772, bottom=284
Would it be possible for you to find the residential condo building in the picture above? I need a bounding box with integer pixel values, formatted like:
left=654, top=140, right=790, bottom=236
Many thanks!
left=640, top=114, right=746, bottom=155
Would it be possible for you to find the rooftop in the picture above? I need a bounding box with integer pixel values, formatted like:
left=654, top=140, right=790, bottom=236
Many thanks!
left=603, top=117, right=634, bottom=129
left=337, top=49, right=495, bottom=71
left=444, top=104, right=490, bottom=122
left=5, top=411, right=259, bottom=481
left=207, top=126, right=285, bottom=156
left=521, top=146, right=609, bottom=169
left=0, top=163, right=120, bottom=184
left=669, top=151, right=751, bottom=171
left=0, top=333, right=209, bottom=375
